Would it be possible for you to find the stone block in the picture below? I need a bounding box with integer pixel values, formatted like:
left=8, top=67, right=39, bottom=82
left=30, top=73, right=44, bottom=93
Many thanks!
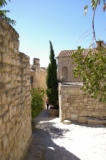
left=0, top=116, right=2, bottom=125
left=91, top=112, right=100, bottom=118
left=0, top=124, right=5, bottom=138
left=87, top=119, right=106, bottom=125
left=5, top=83, right=11, bottom=90
left=9, top=117, right=16, bottom=130
left=0, top=138, right=3, bottom=152
left=60, top=88, right=68, bottom=94
left=64, top=102, right=68, bottom=107
left=2, top=111, right=9, bottom=123
left=2, top=19, right=10, bottom=29
left=70, top=114, right=78, bottom=121
left=1, top=93, right=7, bottom=105
left=0, top=26, right=5, bottom=36
left=0, top=46, right=5, bottom=53
left=0, top=73, right=11, bottom=83
left=0, top=64, right=11, bottom=72
left=8, top=128, right=16, bottom=141
left=68, top=88, right=83, bottom=95
left=1, top=105, right=8, bottom=115
left=2, top=135, right=9, bottom=149
left=5, top=122, right=10, bottom=134
left=0, top=95, right=1, bottom=104
left=83, top=98, right=88, bottom=102
left=3, top=38, right=8, bottom=47
left=0, top=54, right=2, bottom=62
left=78, top=116, right=87, bottom=124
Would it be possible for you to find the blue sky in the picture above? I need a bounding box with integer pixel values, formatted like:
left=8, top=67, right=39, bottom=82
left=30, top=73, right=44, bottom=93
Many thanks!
left=5, top=0, right=106, bottom=67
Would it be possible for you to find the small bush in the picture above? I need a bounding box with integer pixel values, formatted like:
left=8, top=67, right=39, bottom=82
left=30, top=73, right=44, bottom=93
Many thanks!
left=31, top=88, right=44, bottom=118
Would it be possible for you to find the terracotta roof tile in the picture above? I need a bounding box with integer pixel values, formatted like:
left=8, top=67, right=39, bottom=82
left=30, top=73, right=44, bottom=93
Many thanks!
left=58, top=48, right=97, bottom=57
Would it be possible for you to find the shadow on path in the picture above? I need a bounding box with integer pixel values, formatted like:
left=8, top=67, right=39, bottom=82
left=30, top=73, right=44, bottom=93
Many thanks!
left=33, top=109, right=58, bottom=123
left=24, top=110, right=106, bottom=160
left=36, top=122, right=70, bottom=139
left=25, top=128, right=80, bottom=160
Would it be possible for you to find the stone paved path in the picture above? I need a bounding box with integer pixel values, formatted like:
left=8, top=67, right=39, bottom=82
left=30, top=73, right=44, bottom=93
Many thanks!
left=24, top=110, right=106, bottom=160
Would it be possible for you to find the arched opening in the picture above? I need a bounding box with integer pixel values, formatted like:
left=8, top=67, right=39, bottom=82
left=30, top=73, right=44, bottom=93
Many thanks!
left=62, top=66, right=68, bottom=80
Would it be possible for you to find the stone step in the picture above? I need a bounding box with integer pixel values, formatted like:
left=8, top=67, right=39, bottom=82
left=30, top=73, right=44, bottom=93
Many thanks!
left=78, top=116, right=106, bottom=125
left=87, top=119, right=106, bottom=125
left=78, top=116, right=87, bottom=124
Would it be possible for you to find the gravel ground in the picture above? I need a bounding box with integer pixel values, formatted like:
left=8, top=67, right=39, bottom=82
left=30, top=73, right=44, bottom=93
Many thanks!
left=24, top=110, right=106, bottom=160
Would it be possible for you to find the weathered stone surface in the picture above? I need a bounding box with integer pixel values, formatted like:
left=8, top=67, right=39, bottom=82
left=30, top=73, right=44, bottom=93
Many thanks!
left=78, top=116, right=87, bottom=124
left=59, top=83, right=106, bottom=123
left=0, top=17, right=32, bottom=160
left=0, top=116, right=2, bottom=125
left=2, top=135, right=9, bottom=149
left=71, top=114, right=78, bottom=121
left=87, top=118, right=106, bottom=125
left=0, top=124, right=5, bottom=138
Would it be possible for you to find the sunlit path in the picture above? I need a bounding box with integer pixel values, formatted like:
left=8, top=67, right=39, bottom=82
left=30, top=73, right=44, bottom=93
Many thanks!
left=24, top=110, right=106, bottom=160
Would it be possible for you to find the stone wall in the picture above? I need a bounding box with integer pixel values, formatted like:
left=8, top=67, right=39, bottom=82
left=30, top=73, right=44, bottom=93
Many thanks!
left=59, top=83, right=106, bottom=124
left=0, top=17, right=32, bottom=159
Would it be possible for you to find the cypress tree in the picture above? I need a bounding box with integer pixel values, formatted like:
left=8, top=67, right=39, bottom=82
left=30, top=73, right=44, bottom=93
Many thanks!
left=46, top=41, right=58, bottom=108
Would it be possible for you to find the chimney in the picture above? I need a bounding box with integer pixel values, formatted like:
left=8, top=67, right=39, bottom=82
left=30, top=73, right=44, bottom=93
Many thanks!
left=96, top=40, right=106, bottom=48
left=31, top=58, right=40, bottom=71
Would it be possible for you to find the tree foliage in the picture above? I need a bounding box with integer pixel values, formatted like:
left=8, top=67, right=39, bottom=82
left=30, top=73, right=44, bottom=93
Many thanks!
left=46, top=41, right=58, bottom=108
left=0, top=0, right=16, bottom=25
left=84, top=0, right=106, bottom=15
left=71, top=0, right=106, bottom=103
left=71, top=46, right=106, bottom=103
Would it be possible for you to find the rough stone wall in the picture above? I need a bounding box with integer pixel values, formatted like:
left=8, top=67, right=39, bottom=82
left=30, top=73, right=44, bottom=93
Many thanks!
left=59, top=83, right=106, bottom=122
left=0, top=17, right=32, bottom=160
left=57, top=57, right=79, bottom=82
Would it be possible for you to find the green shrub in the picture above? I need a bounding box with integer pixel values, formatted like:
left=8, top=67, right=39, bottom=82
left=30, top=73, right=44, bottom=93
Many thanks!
left=31, top=88, right=44, bottom=118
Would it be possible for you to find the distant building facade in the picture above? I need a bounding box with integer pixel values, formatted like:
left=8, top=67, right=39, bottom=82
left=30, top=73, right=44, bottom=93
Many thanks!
left=57, top=50, right=79, bottom=82
left=57, top=41, right=106, bottom=82
left=30, top=58, right=47, bottom=108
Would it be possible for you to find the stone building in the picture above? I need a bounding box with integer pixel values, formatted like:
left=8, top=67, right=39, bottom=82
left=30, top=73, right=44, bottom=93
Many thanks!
left=30, top=58, right=47, bottom=108
left=57, top=41, right=106, bottom=125
left=57, top=50, right=79, bottom=82
left=57, top=41, right=106, bottom=82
